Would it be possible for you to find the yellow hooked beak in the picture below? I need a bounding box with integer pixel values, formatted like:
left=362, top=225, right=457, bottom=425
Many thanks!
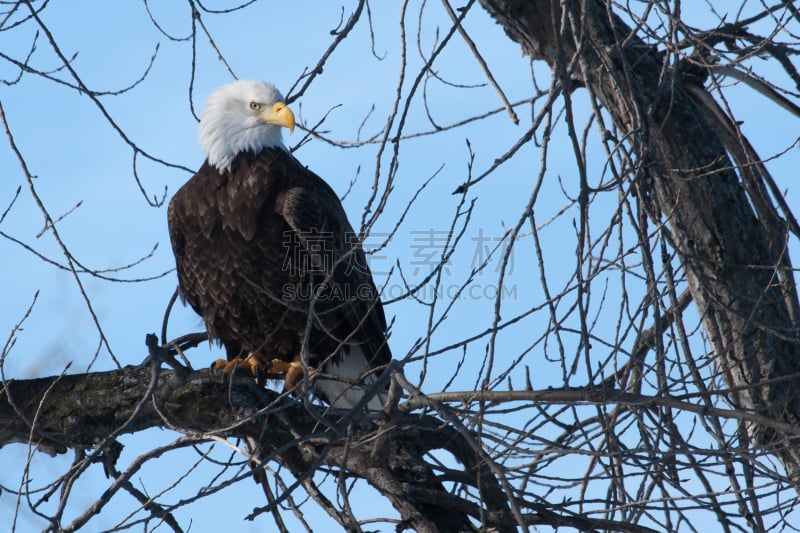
left=258, top=102, right=295, bottom=134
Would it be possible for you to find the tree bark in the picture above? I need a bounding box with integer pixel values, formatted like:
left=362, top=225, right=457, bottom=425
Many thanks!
left=479, top=0, right=800, bottom=483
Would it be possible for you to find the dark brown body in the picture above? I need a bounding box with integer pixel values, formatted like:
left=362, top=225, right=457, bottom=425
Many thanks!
left=167, top=148, right=391, bottom=372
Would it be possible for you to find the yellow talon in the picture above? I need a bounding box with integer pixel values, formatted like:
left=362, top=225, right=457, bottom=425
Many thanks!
left=269, top=356, right=314, bottom=391
left=212, top=353, right=267, bottom=380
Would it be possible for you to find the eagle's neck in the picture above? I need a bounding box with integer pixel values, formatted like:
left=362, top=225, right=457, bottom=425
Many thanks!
left=216, top=147, right=289, bottom=179
left=200, top=120, right=285, bottom=174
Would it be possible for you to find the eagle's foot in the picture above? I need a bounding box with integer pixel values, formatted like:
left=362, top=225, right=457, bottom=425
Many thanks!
left=211, top=353, right=268, bottom=384
left=269, top=356, right=314, bottom=392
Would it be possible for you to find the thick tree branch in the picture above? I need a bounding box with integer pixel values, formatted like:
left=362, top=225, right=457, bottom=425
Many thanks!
left=0, top=364, right=517, bottom=532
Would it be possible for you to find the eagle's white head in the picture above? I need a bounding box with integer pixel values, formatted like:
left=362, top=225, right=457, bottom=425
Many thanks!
left=199, top=80, right=296, bottom=173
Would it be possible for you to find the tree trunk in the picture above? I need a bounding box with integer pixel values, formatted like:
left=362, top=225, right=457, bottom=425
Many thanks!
left=478, top=0, right=800, bottom=483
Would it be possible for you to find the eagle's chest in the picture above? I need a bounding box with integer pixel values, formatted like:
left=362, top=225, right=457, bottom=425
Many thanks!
left=207, top=207, right=295, bottom=292
left=174, top=174, right=292, bottom=301
left=179, top=207, right=305, bottom=355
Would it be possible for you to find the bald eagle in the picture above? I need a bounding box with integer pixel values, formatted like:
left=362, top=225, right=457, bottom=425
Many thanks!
left=167, top=80, right=390, bottom=410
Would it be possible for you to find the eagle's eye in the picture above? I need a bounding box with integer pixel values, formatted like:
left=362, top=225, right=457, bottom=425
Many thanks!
left=249, top=101, right=263, bottom=111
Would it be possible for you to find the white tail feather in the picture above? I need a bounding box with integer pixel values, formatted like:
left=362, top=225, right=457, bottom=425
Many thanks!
left=315, top=346, right=385, bottom=410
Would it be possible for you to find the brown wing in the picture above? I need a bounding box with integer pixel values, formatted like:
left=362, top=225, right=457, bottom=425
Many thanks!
left=273, top=158, right=392, bottom=370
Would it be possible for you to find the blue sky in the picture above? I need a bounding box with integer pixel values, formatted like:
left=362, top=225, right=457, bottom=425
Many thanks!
left=1, top=1, right=798, bottom=531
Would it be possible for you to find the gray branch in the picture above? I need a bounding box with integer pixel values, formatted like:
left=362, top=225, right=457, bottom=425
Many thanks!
left=479, top=0, right=800, bottom=484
